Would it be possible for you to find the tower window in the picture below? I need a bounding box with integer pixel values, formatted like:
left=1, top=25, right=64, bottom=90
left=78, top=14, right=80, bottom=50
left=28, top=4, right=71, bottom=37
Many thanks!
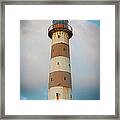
left=63, top=48, right=65, bottom=51
left=57, top=62, right=59, bottom=65
left=56, top=93, right=59, bottom=96
left=56, top=93, right=60, bottom=100
left=64, top=77, right=66, bottom=80
left=51, top=78, right=53, bottom=81
left=69, top=64, right=70, bottom=67
left=58, top=35, right=60, bottom=38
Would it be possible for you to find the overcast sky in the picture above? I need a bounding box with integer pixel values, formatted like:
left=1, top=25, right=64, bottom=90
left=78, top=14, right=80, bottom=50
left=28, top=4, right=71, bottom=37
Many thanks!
left=20, top=20, right=100, bottom=100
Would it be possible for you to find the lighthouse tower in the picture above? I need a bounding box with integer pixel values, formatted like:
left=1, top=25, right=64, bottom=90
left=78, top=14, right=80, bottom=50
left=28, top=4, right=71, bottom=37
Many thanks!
left=48, top=20, right=73, bottom=100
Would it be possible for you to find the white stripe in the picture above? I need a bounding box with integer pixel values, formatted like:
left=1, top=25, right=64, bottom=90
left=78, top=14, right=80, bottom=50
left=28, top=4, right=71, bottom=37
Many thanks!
left=52, top=31, right=69, bottom=45
left=48, top=86, right=72, bottom=100
left=49, top=56, right=71, bottom=73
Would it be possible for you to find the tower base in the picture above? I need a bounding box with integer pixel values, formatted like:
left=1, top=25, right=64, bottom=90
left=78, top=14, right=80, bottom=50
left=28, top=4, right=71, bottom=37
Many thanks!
left=48, top=86, right=72, bottom=100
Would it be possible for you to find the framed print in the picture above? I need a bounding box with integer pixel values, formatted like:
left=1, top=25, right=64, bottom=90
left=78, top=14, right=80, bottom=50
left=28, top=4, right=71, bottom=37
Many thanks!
left=0, top=0, right=119, bottom=119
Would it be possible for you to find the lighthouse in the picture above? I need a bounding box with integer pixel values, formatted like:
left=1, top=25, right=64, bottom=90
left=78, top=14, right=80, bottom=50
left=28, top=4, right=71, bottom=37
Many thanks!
left=48, top=20, right=73, bottom=100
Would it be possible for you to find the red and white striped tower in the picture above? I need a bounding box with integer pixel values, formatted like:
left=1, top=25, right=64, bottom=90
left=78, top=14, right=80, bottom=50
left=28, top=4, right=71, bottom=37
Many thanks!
left=48, top=20, right=73, bottom=100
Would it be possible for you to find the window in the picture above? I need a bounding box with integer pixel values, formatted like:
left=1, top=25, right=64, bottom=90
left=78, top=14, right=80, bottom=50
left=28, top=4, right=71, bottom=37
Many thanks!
left=51, top=78, right=53, bottom=81
left=57, top=62, right=59, bottom=65
left=56, top=93, right=59, bottom=96
left=58, top=35, right=60, bottom=38
left=69, top=64, right=70, bottom=67
left=56, top=93, right=60, bottom=100
left=64, top=77, right=66, bottom=80
left=63, top=48, right=65, bottom=51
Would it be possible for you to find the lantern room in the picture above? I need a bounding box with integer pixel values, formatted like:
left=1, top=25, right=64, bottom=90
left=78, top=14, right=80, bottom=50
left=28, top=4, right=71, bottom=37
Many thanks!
left=48, top=20, right=73, bottom=39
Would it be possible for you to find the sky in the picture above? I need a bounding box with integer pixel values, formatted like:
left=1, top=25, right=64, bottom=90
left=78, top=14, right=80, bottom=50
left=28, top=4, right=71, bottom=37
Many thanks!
left=20, top=20, right=100, bottom=100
